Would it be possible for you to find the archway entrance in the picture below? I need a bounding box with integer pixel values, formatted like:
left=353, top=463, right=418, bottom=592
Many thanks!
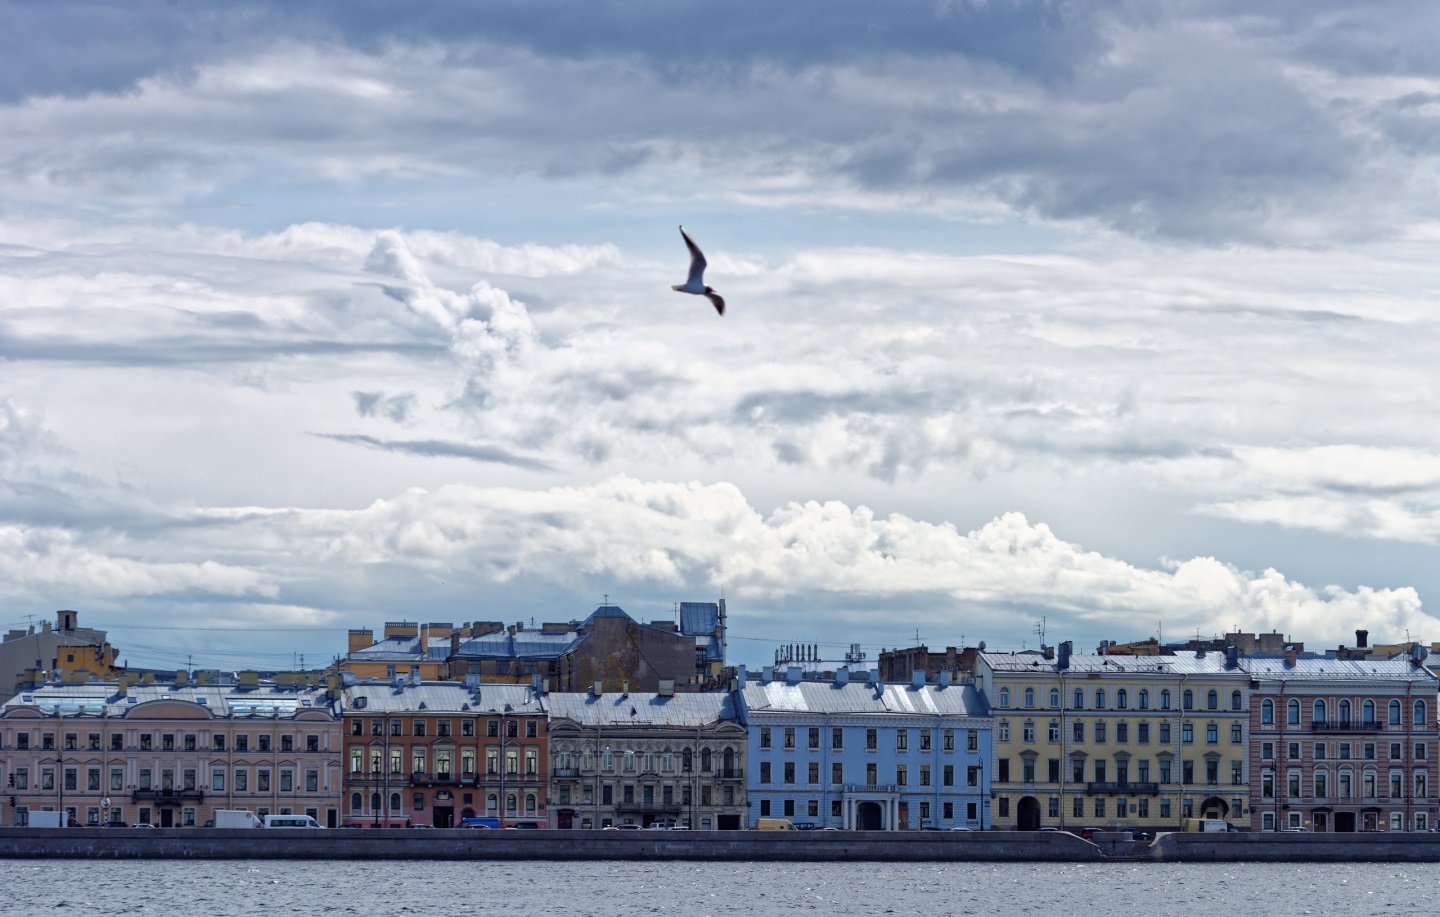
left=1017, top=796, right=1041, bottom=831
left=1313, top=810, right=1329, bottom=833
left=856, top=801, right=884, bottom=830
left=1200, top=796, right=1229, bottom=820
left=1334, top=811, right=1356, bottom=832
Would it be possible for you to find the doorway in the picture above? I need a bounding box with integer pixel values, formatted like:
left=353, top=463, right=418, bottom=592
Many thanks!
left=433, top=806, right=454, bottom=828
left=1334, top=811, right=1356, bottom=832
left=856, top=801, right=884, bottom=830
left=1017, top=796, right=1041, bottom=831
left=159, top=808, right=174, bottom=828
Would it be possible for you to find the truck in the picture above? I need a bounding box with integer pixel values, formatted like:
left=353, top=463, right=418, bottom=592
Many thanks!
left=458, top=816, right=500, bottom=829
left=26, top=811, right=68, bottom=828
left=213, top=810, right=263, bottom=829
left=1183, top=818, right=1234, bottom=832
left=263, top=814, right=323, bottom=828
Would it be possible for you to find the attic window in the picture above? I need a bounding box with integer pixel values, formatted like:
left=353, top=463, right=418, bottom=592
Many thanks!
left=197, top=697, right=208, bottom=705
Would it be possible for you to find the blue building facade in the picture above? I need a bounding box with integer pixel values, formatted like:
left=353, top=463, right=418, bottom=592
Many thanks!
left=739, top=666, right=992, bottom=829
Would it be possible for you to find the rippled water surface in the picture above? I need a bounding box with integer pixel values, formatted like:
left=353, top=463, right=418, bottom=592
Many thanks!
left=5, top=860, right=1435, bottom=916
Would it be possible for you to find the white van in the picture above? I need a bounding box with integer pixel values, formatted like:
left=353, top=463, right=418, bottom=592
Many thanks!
left=263, top=814, right=323, bottom=829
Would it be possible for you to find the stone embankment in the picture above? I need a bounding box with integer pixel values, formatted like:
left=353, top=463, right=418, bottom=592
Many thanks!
left=1, top=827, right=1437, bottom=862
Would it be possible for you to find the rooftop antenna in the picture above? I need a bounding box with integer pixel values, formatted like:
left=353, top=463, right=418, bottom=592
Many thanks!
left=1033, top=617, right=1047, bottom=647
left=914, top=628, right=923, bottom=645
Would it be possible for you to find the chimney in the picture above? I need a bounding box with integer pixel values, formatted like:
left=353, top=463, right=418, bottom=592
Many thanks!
left=1284, top=647, right=1297, bottom=668
left=762, top=666, right=774, bottom=683
left=1225, top=646, right=1239, bottom=670
left=1057, top=641, right=1073, bottom=671
left=592, top=680, right=603, bottom=697
left=1042, top=644, right=1055, bottom=660
left=658, top=679, right=675, bottom=697
left=911, top=670, right=925, bottom=688
left=175, top=669, right=189, bottom=685
left=1356, top=629, right=1369, bottom=649
left=834, top=668, right=849, bottom=686
left=735, top=665, right=747, bottom=690
left=786, top=665, right=803, bottom=685
left=939, top=670, right=951, bottom=688
left=347, top=629, right=374, bottom=654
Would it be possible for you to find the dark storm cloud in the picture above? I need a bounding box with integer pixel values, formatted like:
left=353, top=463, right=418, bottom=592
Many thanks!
left=315, top=432, right=555, bottom=472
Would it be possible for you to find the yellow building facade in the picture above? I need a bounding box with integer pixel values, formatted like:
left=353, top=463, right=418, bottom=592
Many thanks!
left=976, top=643, right=1250, bottom=832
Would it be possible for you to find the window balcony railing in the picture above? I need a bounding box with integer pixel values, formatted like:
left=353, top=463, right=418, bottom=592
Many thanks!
left=1086, top=782, right=1160, bottom=796
left=1311, top=721, right=1383, bottom=733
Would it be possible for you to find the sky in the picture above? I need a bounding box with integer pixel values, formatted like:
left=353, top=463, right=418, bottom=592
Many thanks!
left=3, top=0, right=1440, bottom=673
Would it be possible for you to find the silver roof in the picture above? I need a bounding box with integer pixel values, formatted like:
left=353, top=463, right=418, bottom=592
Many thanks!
left=1245, top=656, right=1438, bottom=684
left=343, top=681, right=544, bottom=715
left=742, top=680, right=986, bottom=717
left=347, top=635, right=451, bottom=663
left=979, top=651, right=1245, bottom=677
left=1, top=682, right=335, bottom=717
left=546, top=691, right=738, bottom=728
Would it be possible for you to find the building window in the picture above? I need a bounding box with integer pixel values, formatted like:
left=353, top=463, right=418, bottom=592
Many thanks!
left=1115, top=722, right=1128, bottom=744
left=832, top=728, right=844, bottom=750
left=866, top=729, right=877, bottom=750
left=1024, top=687, right=1036, bottom=708
left=1073, top=688, right=1084, bottom=710
left=1206, top=724, right=1218, bottom=744
left=1048, top=722, right=1060, bottom=743
left=832, top=763, right=843, bottom=785
left=784, top=727, right=795, bottom=749
left=1116, top=689, right=1128, bottom=710
left=1094, top=721, right=1106, bottom=743
left=759, top=727, right=771, bottom=749
left=759, top=762, right=771, bottom=785
left=1182, top=690, right=1193, bottom=711
left=896, top=730, right=908, bottom=752
left=1231, top=690, right=1242, bottom=711
left=783, top=762, right=796, bottom=785
left=1023, top=722, right=1036, bottom=743
left=1159, top=722, right=1171, bottom=744
left=1049, top=688, right=1060, bottom=708
left=1138, top=689, right=1150, bottom=710
left=1261, top=699, right=1274, bottom=724
left=1138, top=722, right=1150, bottom=744
left=808, top=727, right=820, bottom=750
left=1095, top=689, right=1106, bottom=710
left=1416, top=701, right=1429, bottom=726
left=1072, top=721, right=1084, bottom=743
left=1206, top=690, right=1218, bottom=711
left=998, top=687, right=1011, bottom=707
left=1182, top=723, right=1194, bottom=744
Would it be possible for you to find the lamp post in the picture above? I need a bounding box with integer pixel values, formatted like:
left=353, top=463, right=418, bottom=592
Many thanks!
left=497, top=704, right=513, bottom=828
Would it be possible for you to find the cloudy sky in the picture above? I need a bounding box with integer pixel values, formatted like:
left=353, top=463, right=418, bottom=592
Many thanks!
left=4, top=1, right=1440, bottom=672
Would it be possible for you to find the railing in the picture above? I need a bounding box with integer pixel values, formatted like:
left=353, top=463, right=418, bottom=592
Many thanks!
left=1311, top=721, right=1384, bottom=733
left=1086, top=782, right=1160, bottom=796
left=842, top=784, right=899, bottom=794
left=616, top=802, right=683, bottom=815
left=131, top=789, right=205, bottom=804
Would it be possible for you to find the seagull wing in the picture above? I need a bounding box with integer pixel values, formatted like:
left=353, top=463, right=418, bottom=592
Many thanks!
left=705, top=291, right=725, bottom=316
left=680, top=225, right=708, bottom=286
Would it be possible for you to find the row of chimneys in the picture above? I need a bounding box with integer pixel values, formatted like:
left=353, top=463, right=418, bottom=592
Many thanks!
left=733, top=664, right=958, bottom=690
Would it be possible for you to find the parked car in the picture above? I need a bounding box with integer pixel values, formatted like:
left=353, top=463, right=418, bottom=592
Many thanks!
left=602, top=824, right=641, bottom=830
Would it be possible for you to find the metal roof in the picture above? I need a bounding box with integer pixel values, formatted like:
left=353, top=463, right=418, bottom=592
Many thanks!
left=348, top=635, right=451, bottom=663
left=546, top=691, right=737, bottom=728
left=453, top=630, right=579, bottom=660
left=343, top=682, right=544, bottom=715
left=742, top=680, right=986, bottom=717
left=0, top=682, right=335, bottom=717
left=979, top=651, right=1245, bottom=677
left=1245, top=657, right=1437, bottom=683
left=679, top=602, right=719, bottom=635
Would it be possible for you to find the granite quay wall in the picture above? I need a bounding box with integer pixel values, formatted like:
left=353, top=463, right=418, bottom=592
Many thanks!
left=0, top=827, right=1096, bottom=861
left=3, top=828, right=1440, bottom=862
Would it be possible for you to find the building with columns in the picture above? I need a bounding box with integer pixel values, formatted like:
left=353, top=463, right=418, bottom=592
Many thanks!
left=740, top=666, right=990, bottom=830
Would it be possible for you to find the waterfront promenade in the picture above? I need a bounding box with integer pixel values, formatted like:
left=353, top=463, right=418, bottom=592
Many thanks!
left=5, top=827, right=1440, bottom=862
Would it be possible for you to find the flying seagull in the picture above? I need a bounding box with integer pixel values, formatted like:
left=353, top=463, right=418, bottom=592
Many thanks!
left=673, top=226, right=725, bottom=316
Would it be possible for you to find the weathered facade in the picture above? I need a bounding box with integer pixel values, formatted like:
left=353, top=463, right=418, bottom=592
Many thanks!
left=1, top=611, right=122, bottom=703
left=546, top=688, right=745, bottom=830
left=0, top=674, right=342, bottom=828
left=341, top=680, right=547, bottom=828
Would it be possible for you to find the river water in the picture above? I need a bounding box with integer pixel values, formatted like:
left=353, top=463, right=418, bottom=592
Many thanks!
left=2, top=860, right=1432, bottom=916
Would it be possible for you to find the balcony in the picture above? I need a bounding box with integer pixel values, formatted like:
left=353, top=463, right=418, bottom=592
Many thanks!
left=1311, top=720, right=1383, bottom=733
left=131, top=789, right=205, bottom=805
left=553, top=768, right=579, bottom=778
left=842, top=784, right=899, bottom=794
left=616, top=802, right=682, bottom=815
left=1086, top=782, right=1160, bottom=796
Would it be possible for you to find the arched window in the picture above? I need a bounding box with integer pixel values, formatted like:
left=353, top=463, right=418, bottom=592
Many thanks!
left=525, top=793, right=537, bottom=813
left=1339, top=699, right=1352, bottom=725
left=998, top=687, right=1011, bottom=707
left=350, top=792, right=362, bottom=811
left=1206, top=690, right=1218, bottom=711
left=506, top=793, right=517, bottom=813
left=1024, top=687, right=1036, bottom=709
left=1182, top=690, right=1194, bottom=711
left=1138, top=689, right=1150, bottom=710
left=1160, top=690, right=1172, bottom=711
left=1416, top=700, right=1428, bottom=726
left=1231, top=690, right=1243, bottom=711
left=723, top=747, right=735, bottom=774
left=1261, top=699, right=1275, bottom=725
left=390, top=792, right=401, bottom=812
left=1073, top=688, right=1085, bottom=710
left=1389, top=700, right=1402, bottom=725
left=1117, top=688, right=1129, bottom=710
left=701, top=748, right=712, bottom=772
left=1362, top=700, right=1376, bottom=725
left=682, top=748, right=693, bottom=772
left=1049, top=688, right=1061, bottom=708
left=369, top=792, right=380, bottom=811
left=1095, top=689, right=1106, bottom=710
left=1314, top=700, right=1327, bottom=724
left=1288, top=699, right=1300, bottom=725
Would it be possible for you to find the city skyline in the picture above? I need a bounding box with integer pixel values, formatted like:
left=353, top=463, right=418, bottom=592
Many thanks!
left=4, top=2, right=1440, bottom=670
